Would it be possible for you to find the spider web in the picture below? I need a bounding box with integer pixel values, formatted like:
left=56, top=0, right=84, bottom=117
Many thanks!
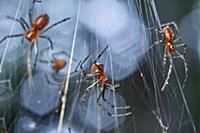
left=119, top=0, right=197, bottom=133
left=0, top=0, right=197, bottom=133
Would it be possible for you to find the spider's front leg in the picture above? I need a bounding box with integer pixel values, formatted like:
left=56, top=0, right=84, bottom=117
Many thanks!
left=29, top=0, right=41, bottom=26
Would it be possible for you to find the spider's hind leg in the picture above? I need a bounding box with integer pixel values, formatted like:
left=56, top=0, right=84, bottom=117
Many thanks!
left=97, top=87, right=132, bottom=117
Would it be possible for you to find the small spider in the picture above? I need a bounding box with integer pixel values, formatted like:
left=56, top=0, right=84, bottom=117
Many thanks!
left=151, top=21, right=188, bottom=91
left=0, top=0, right=70, bottom=88
left=39, top=49, right=75, bottom=85
left=76, top=45, right=132, bottom=117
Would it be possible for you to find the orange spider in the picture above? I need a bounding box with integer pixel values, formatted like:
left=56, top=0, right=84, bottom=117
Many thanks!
left=75, top=45, right=132, bottom=117
left=152, top=21, right=188, bottom=91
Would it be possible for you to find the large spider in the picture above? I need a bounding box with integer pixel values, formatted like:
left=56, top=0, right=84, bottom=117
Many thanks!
left=0, top=0, right=70, bottom=88
left=75, top=45, right=132, bottom=117
left=151, top=21, right=188, bottom=91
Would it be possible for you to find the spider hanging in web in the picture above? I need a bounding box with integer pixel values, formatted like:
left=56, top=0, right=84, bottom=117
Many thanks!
left=39, top=47, right=76, bottom=86
left=0, top=0, right=70, bottom=89
left=75, top=45, right=132, bottom=117
left=150, top=21, right=188, bottom=91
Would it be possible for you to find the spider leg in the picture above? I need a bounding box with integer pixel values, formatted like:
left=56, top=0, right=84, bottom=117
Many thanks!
left=105, top=83, right=120, bottom=91
left=93, top=45, right=109, bottom=64
left=80, top=79, right=100, bottom=103
left=162, top=47, right=167, bottom=77
left=27, top=44, right=35, bottom=92
left=38, top=58, right=49, bottom=64
left=161, top=51, right=173, bottom=91
left=0, top=34, right=24, bottom=44
left=20, top=17, right=30, bottom=29
left=6, top=16, right=28, bottom=31
left=74, top=60, right=82, bottom=72
left=42, top=17, right=71, bottom=33
left=148, top=27, right=158, bottom=32
left=52, top=51, right=77, bottom=62
left=97, top=87, right=132, bottom=117
left=80, top=54, right=91, bottom=69
left=29, top=0, right=41, bottom=26
left=52, top=51, right=68, bottom=60
left=173, top=50, right=188, bottom=89
left=101, top=86, right=131, bottom=110
left=173, top=37, right=182, bottom=43
left=39, top=35, right=54, bottom=49
left=45, top=73, right=61, bottom=86
left=33, top=40, right=40, bottom=69
left=21, top=37, right=26, bottom=44
left=148, top=40, right=163, bottom=51
left=175, top=43, right=186, bottom=48
left=74, top=54, right=91, bottom=75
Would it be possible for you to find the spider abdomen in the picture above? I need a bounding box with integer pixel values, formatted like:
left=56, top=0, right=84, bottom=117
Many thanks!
left=163, top=27, right=174, bottom=42
left=51, top=60, right=67, bottom=72
left=33, top=14, right=49, bottom=30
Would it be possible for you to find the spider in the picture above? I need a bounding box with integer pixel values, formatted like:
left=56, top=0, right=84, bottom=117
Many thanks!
left=39, top=48, right=75, bottom=85
left=0, top=0, right=70, bottom=88
left=75, top=45, right=132, bottom=117
left=151, top=21, right=188, bottom=91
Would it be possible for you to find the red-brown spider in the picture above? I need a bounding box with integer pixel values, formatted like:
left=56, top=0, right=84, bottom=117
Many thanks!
left=75, top=45, right=132, bottom=117
left=0, top=0, right=70, bottom=88
left=151, top=21, right=188, bottom=91
left=39, top=49, right=74, bottom=85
